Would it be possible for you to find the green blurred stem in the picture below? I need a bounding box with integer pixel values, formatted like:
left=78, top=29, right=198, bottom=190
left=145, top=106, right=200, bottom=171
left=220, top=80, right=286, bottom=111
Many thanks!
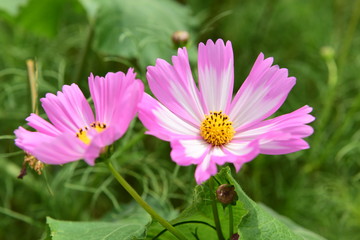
left=0, top=135, right=15, bottom=140
left=319, top=52, right=338, bottom=130
left=306, top=48, right=338, bottom=171
left=210, top=177, right=225, bottom=240
left=107, top=161, right=188, bottom=240
left=338, top=0, right=360, bottom=71
left=73, top=21, right=94, bottom=83
left=0, top=206, right=40, bottom=227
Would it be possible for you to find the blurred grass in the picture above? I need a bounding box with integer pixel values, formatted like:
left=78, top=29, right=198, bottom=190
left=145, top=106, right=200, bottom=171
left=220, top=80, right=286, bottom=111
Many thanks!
left=0, top=0, right=359, bottom=239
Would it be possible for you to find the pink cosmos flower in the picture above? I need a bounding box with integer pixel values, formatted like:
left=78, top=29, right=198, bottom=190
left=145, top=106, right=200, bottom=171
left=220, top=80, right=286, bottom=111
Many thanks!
left=15, top=69, right=144, bottom=165
left=138, top=39, right=314, bottom=184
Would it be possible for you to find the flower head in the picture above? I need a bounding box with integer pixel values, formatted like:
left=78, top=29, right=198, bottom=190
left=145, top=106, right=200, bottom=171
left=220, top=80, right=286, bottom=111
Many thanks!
left=15, top=69, right=144, bottom=165
left=138, top=39, right=314, bottom=184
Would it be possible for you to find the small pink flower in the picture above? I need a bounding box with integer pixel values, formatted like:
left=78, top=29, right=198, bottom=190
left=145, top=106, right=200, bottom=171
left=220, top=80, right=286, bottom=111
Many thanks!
left=15, top=69, right=144, bottom=165
left=138, top=39, right=314, bottom=184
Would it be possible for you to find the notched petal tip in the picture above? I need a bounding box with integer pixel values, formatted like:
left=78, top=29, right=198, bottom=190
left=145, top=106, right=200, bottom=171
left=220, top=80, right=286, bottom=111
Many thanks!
left=88, top=72, right=95, bottom=81
left=62, top=83, right=78, bottom=93
left=126, top=67, right=135, bottom=74
left=25, top=113, right=35, bottom=121
left=303, top=105, right=314, bottom=113
left=176, top=46, right=188, bottom=56
left=41, top=92, right=56, bottom=103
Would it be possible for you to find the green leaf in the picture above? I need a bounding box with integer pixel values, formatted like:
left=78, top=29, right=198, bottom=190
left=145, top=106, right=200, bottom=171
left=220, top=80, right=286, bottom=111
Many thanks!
left=259, top=204, right=327, bottom=240
left=146, top=168, right=248, bottom=240
left=80, top=0, right=197, bottom=69
left=146, top=167, right=326, bottom=240
left=0, top=0, right=27, bottom=16
left=16, top=0, right=82, bottom=38
left=225, top=166, right=326, bottom=240
left=47, top=203, right=151, bottom=240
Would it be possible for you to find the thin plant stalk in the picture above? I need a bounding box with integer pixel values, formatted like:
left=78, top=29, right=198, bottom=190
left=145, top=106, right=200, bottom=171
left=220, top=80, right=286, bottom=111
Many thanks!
left=210, top=177, right=225, bottom=240
left=229, top=205, right=234, bottom=236
left=304, top=47, right=338, bottom=172
left=107, top=161, right=188, bottom=240
left=338, top=0, right=360, bottom=71
left=26, top=59, right=38, bottom=114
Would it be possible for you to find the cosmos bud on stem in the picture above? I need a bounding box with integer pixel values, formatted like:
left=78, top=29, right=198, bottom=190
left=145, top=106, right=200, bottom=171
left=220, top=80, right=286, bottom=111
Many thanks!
left=172, top=31, right=190, bottom=48
left=216, top=184, right=237, bottom=205
left=231, top=233, right=240, bottom=240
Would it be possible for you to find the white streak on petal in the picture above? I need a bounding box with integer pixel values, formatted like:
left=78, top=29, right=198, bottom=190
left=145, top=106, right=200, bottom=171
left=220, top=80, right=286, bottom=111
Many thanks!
left=178, top=139, right=209, bottom=159
left=224, top=141, right=256, bottom=156
left=153, top=106, right=199, bottom=136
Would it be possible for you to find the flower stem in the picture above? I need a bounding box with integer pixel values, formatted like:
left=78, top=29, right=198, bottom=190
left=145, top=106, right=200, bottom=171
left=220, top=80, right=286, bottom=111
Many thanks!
left=107, top=161, right=188, bottom=240
left=210, top=177, right=225, bottom=240
left=229, top=205, right=234, bottom=236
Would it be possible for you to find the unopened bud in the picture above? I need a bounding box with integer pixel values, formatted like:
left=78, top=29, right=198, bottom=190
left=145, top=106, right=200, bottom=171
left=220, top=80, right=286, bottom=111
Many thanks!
left=320, top=46, right=335, bottom=61
left=231, top=233, right=240, bottom=240
left=172, top=31, right=190, bottom=48
left=216, top=184, right=237, bottom=204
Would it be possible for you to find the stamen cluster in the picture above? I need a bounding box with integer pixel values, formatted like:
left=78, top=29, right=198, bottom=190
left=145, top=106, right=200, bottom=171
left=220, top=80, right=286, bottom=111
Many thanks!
left=200, top=111, right=235, bottom=146
left=76, top=121, right=107, bottom=144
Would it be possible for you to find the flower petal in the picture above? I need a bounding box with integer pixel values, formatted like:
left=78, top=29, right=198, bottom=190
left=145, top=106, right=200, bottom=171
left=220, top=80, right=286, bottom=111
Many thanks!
left=222, top=140, right=259, bottom=171
left=89, top=69, right=144, bottom=131
left=170, top=138, right=259, bottom=184
left=146, top=47, right=205, bottom=125
left=26, top=113, right=61, bottom=136
left=194, top=152, right=218, bottom=184
left=84, top=125, right=126, bottom=165
left=14, top=127, right=54, bottom=154
left=170, top=138, right=210, bottom=166
left=138, top=93, right=199, bottom=141
left=110, top=76, right=144, bottom=135
left=15, top=127, right=87, bottom=164
left=34, top=133, right=88, bottom=164
left=229, top=53, right=296, bottom=130
left=198, top=39, right=234, bottom=112
left=259, top=138, right=310, bottom=155
left=236, top=105, right=314, bottom=154
left=41, top=84, right=94, bottom=133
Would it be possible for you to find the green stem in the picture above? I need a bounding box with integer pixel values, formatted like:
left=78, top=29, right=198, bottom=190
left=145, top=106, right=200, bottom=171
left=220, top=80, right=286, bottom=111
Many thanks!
left=229, top=205, right=234, bottom=236
left=210, top=177, right=225, bottom=240
left=73, top=21, right=94, bottom=84
left=153, top=220, right=216, bottom=239
left=338, top=0, right=360, bottom=72
left=107, top=161, right=188, bottom=240
left=305, top=47, right=338, bottom=172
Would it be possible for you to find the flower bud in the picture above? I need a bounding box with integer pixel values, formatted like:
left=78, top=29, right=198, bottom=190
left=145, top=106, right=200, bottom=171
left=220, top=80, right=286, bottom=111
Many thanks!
left=172, top=31, right=190, bottom=48
left=231, top=233, right=240, bottom=240
left=320, top=46, right=335, bottom=61
left=216, top=184, right=237, bottom=204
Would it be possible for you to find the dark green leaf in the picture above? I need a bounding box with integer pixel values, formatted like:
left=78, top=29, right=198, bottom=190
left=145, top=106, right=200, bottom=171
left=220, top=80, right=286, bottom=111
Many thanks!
left=259, top=204, right=327, bottom=240
left=47, top=204, right=151, bottom=240
left=0, top=0, right=27, bottom=16
left=146, top=167, right=326, bottom=240
left=81, top=0, right=198, bottom=69
left=146, top=167, right=248, bottom=240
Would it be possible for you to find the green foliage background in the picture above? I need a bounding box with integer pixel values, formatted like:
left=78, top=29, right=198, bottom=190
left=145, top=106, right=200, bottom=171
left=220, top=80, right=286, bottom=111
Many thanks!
left=0, top=0, right=359, bottom=239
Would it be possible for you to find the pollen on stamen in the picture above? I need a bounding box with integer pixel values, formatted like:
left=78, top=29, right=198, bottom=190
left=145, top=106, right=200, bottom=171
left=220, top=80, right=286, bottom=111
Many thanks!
left=200, top=111, right=235, bottom=146
left=76, top=121, right=107, bottom=144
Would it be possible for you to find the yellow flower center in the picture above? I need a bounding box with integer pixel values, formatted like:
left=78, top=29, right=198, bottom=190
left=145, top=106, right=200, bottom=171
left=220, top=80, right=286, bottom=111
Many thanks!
left=76, top=122, right=107, bottom=144
left=200, top=111, right=235, bottom=146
